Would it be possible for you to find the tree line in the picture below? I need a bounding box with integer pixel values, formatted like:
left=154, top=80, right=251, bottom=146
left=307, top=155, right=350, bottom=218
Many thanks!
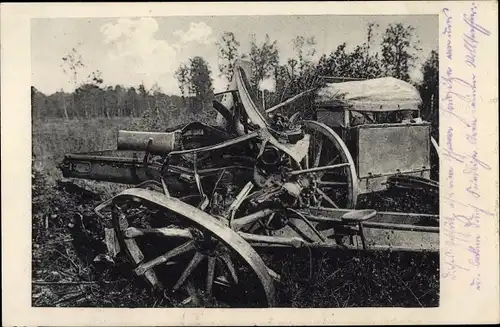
left=32, top=22, right=438, bottom=136
left=210, top=23, right=437, bottom=128
left=31, top=83, right=187, bottom=120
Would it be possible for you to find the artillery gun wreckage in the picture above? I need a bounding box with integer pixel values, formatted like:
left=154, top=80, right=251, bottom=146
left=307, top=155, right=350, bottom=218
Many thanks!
left=59, top=59, right=440, bottom=307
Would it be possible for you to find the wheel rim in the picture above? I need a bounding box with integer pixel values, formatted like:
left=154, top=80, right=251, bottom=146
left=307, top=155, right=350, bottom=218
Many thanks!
left=301, top=120, right=358, bottom=209
left=111, top=188, right=276, bottom=308
left=430, top=136, right=439, bottom=182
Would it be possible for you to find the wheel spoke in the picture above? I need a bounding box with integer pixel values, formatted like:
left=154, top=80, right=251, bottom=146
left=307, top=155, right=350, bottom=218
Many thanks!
left=327, top=155, right=340, bottom=165
left=160, top=177, right=170, bottom=196
left=220, top=253, right=239, bottom=284
left=134, top=240, right=196, bottom=276
left=174, top=251, right=206, bottom=291
left=309, top=130, right=316, bottom=168
left=258, top=220, right=271, bottom=236
left=316, top=188, right=339, bottom=209
left=289, top=163, right=349, bottom=176
left=206, top=256, right=216, bottom=297
left=312, top=193, right=320, bottom=206
left=125, top=227, right=193, bottom=239
left=313, top=136, right=323, bottom=168
left=317, top=181, right=347, bottom=187
left=266, top=212, right=276, bottom=227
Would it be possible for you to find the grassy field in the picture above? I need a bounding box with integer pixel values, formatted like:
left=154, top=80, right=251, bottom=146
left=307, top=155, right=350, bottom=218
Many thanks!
left=32, top=109, right=217, bottom=181
left=33, top=117, right=140, bottom=181
left=32, top=115, right=439, bottom=308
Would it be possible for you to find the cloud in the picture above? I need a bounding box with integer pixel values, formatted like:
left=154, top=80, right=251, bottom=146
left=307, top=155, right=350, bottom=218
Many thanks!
left=98, top=18, right=221, bottom=94
left=100, top=18, right=178, bottom=90
left=174, top=22, right=216, bottom=45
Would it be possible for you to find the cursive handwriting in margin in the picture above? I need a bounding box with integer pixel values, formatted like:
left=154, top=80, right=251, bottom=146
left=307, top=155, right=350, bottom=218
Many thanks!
left=440, top=2, right=492, bottom=291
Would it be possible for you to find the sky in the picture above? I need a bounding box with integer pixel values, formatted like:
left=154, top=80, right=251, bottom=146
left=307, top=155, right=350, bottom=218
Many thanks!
left=31, top=15, right=438, bottom=96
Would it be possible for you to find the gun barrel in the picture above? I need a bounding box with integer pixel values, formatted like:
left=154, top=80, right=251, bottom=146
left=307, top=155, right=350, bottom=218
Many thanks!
left=117, top=130, right=182, bottom=154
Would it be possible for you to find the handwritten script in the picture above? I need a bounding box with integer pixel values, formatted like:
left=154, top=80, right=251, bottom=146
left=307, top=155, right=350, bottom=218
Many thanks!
left=440, top=2, right=492, bottom=291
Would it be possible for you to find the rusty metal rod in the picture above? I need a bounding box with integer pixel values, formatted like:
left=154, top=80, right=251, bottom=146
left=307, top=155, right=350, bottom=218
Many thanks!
left=289, top=163, right=350, bottom=176
left=167, top=164, right=252, bottom=176
left=168, top=131, right=259, bottom=156
left=302, top=213, right=438, bottom=233
left=249, top=241, right=439, bottom=253
left=361, top=222, right=439, bottom=233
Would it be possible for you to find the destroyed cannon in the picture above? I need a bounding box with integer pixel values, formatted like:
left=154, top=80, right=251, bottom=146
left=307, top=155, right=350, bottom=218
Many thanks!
left=59, top=59, right=439, bottom=307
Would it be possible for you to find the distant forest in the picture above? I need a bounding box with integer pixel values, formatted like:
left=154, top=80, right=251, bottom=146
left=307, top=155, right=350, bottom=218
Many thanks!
left=32, top=22, right=438, bottom=135
left=31, top=83, right=189, bottom=120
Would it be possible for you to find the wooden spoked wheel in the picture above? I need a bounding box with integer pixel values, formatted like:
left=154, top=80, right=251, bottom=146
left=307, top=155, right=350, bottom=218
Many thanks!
left=301, top=120, right=359, bottom=209
left=232, top=121, right=359, bottom=241
left=111, top=188, right=276, bottom=308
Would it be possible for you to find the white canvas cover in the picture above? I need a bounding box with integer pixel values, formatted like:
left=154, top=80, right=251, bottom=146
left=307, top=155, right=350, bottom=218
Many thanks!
left=315, top=77, right=422, bottom=112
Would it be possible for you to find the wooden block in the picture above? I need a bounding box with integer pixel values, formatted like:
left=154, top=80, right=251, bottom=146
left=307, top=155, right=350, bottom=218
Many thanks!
left=104, top=228, right=121, bottom=257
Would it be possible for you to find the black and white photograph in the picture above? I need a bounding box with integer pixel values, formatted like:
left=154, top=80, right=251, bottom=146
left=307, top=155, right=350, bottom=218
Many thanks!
left=30, top=14, right=442, bottom=308
left=1, top=1, right=499, bottom=325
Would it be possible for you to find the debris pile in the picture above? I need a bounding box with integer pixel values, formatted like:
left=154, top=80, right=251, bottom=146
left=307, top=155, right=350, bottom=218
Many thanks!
left=32, top=165, right=439, bottom=307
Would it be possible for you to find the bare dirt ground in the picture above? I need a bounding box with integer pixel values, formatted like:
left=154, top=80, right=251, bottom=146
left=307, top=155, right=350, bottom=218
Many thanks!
left=32, top=169, right=439, bottom=308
